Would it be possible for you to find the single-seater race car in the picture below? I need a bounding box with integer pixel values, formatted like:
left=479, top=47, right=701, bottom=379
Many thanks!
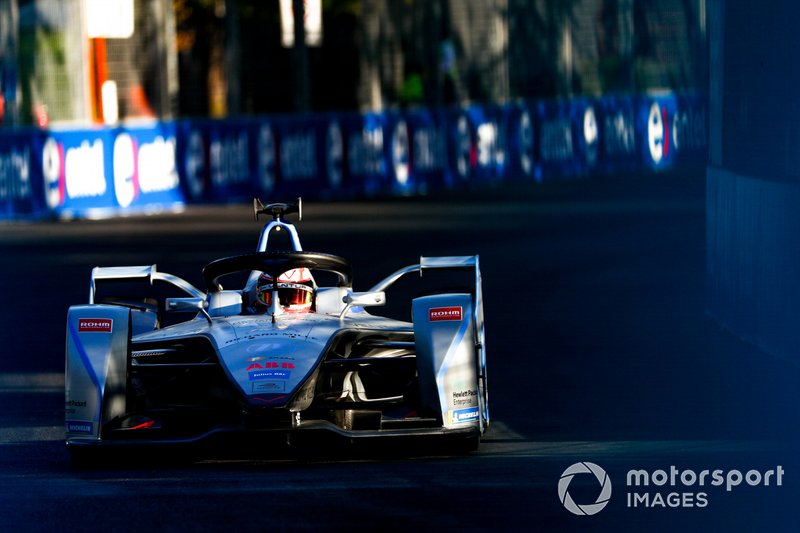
left=65, top=199, right=488, bottom=460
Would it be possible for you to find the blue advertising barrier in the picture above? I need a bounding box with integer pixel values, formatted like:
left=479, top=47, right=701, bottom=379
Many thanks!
left=0, top=127, right=45, bottom=219
left=0, top=92, right=707, bottom=220
left=5, top=124, right=185, bottom=219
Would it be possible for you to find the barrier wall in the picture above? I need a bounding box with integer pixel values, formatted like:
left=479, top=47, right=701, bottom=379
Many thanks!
left=707, top=167, right=800, bottom=360
left=0, top=93, right=707, bottom=220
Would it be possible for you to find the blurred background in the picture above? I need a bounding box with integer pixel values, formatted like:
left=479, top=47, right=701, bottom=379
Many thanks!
left=0, top=0, right=707, bottom=126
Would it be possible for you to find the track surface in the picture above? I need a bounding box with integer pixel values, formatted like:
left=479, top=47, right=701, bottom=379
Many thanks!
left=1, top=172, right=798, bottom=531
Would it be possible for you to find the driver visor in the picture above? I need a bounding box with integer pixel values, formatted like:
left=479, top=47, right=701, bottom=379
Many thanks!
left=257, top=283, right=313, bottom=307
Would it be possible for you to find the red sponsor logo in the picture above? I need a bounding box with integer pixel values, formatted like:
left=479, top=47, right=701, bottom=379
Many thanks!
left=429, top=306, right=463, bottom=322
left=78, top=318, right=113, bottom=333
left=246, top=361, right=295, bottom=371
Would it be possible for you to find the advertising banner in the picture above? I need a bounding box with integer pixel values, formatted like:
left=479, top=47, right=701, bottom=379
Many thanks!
left=637, top=93, right=708, bottom=170
left=0, top=91, right=707, bottom=220
left=594, top=95, right=638, bottom=175
left=503, top=102, right=540, bottom=183
left=402, top=109, right=449, bottom=192
left=536, top=99, right=581, bottom=180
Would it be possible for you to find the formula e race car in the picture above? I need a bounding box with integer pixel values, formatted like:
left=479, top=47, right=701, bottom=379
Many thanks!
left=65, top=199, right=488, bottom=460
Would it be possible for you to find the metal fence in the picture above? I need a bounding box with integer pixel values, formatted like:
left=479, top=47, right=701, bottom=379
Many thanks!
left=0, top=0, right=706, bottom=126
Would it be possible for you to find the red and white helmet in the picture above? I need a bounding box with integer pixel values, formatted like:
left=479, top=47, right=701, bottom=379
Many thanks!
left=256, top=268, right=315, bottom=313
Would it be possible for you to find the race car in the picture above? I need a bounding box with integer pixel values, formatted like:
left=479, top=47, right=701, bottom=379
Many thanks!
left=64, top=199, right=488, bottom=460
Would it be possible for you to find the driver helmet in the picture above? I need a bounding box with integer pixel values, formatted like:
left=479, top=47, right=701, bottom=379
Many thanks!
left=256, top=268, right=316, bottom=313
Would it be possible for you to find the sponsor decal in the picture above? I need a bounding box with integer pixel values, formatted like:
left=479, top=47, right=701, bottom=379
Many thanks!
left=66, top=421, right=94, bottom=434
left=449, top=406, right=479, bottom=424
left=252, top=381, right=286, bottom=393
left=65, top=399, right=87, bottom=415
left=429, top=306, right=463, bottom=322
left=78, top=318, right=113, bottom=333
left=451, top=389, right=477, bottom=408
left=249, top=369, right=291, bottom=381
left=246, top=361, right=295, bottom=371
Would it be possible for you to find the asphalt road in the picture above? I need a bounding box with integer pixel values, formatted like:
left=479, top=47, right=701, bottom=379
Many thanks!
left=1, top=171, right=798, bottom=531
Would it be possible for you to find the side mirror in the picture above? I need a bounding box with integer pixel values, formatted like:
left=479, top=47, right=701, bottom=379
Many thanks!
left=165, top=297, right=213, bottom=324
left=343, top=291, right=386, bottom=307
left=165, top=297, right=206, bottom=312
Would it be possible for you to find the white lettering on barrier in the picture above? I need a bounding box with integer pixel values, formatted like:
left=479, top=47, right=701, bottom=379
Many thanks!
left=473, top=120, right=508, bottom=171
left=138, top=136, right=179, bottom=193
left=210, top=132, right=248, bottom=187
left=603, top=108, right=636, bottom=156
left=412, top=125, right=445, bottom=172
left=326, top=122, right=342, bottom=188
left=648, top=102, right=666, bottom=164
left=671, top=108, right=707, bottom=153
left=519, top=111, right=534, bottom=177
left=65, top=140, right=106, bottom=200
left=455, top=116, right=471, bottom=178
left=476, top=123, right=496, bottom=168
left=348, top=127, right=383, bottom=175
left=540, top=118, right=573, bottom=162
left=0, top=147, right=31, bottom=201
left=185, top=130, right=205, bottom=198
left=113, top=134, right=179, bottom=208
left=113, top=133, right=136, bottom=207
left=42, top=138, right=63, bottom=208
left=583, top=107, right=598, bottom=165
left=280, top=131, right=317, bottom=180
left=258, top=125, right=276, bottom=192
left=391, top=120, right=409, bottom=186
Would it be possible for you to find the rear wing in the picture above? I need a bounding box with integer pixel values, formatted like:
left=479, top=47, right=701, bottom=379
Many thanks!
left=89, top=265, right=204, bottom=304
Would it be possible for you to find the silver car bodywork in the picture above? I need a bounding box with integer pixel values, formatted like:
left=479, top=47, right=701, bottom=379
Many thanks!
left=64, top=200, right=488, bottom=457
